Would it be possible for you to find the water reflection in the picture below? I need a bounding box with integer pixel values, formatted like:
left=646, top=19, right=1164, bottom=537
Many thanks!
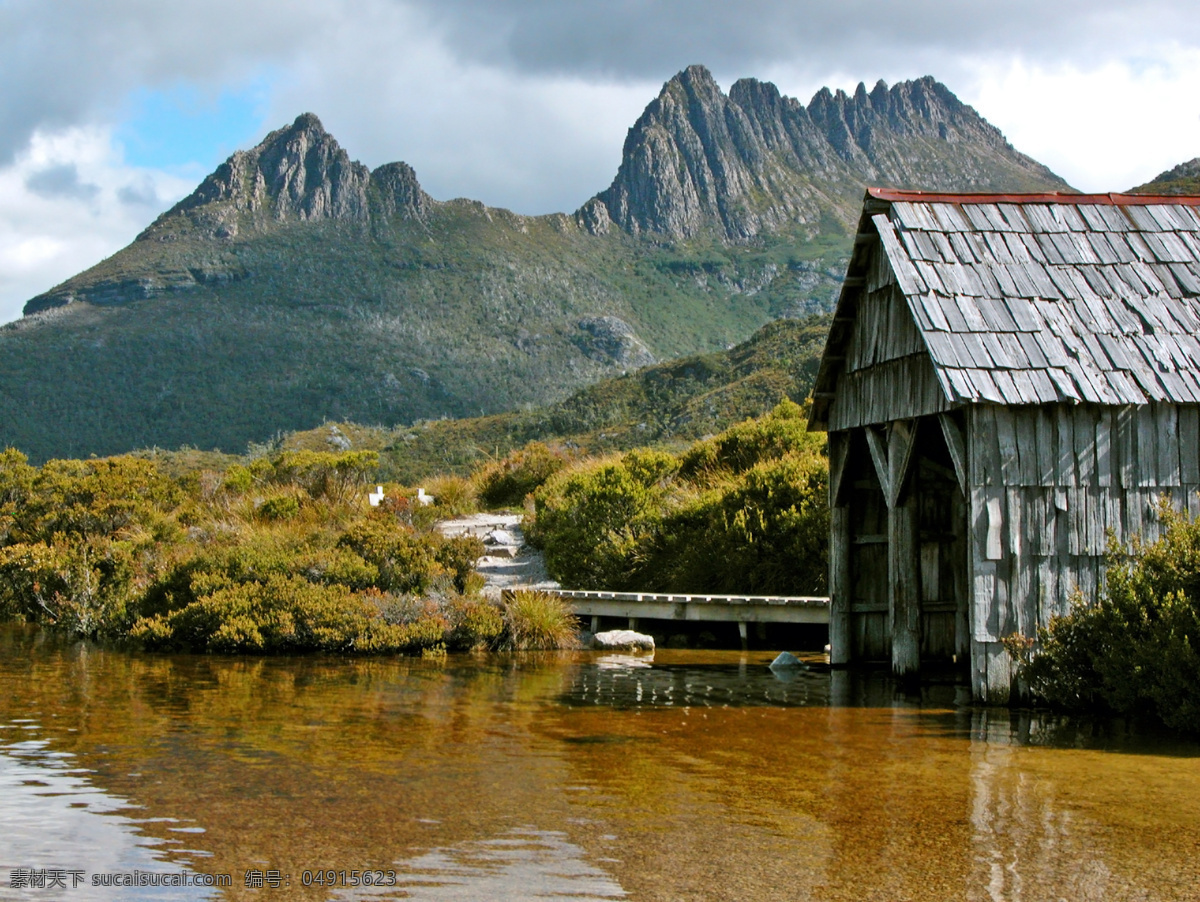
left=1, top=626, right=1199, bottom=902
left=336, top=827, right=626, bottom=901
left=0, top=731, right=214, bottom=901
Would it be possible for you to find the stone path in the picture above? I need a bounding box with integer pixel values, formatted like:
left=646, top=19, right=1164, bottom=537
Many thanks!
left=435, top=513, right=559, bottom=595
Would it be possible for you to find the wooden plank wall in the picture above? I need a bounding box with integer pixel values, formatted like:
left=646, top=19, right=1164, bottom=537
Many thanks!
left=829, top=261, right=952, bottom=431
left=966, top=401, right=1200, bottom=701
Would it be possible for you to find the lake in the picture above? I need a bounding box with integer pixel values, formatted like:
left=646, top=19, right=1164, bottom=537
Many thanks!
left=2, top=623, right=1198, bottom=901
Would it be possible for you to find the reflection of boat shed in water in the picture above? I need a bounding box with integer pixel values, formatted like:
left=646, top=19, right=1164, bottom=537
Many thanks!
left=808, top=189, right=1200, bottom=702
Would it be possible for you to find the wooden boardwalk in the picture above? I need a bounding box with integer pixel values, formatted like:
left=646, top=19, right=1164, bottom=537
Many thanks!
left=534, top=589, right=829, bottom=644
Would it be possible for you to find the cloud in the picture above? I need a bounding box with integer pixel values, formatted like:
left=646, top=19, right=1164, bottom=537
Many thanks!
left=0, top=127, right=192, bottom=324
left=406, top=0, right=1200, bottom=82
left=24, top=163, right=100, bottom=201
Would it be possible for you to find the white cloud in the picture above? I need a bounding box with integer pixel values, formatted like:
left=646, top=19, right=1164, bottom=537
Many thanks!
left=969, top=47, right=1200, bottom=192
left=0, top=127, right=192, bottom=323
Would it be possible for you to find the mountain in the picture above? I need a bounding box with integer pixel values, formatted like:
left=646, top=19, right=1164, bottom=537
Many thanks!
left=1, top=67, right=1070, bottom=462
left=592, top=67, right=1064, bottom=241
left=1130, top=157, right=1200, bottom=195
left=274, top=314, right=833, bottom=483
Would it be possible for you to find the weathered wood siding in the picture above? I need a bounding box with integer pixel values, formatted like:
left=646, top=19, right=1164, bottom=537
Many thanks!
left=966, top=401, right=1200, bottom=701
left=828, top=243, right=953, bottom=431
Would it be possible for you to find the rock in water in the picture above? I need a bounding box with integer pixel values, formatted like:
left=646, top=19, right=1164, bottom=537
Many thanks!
left=592, top=630, right=655, bottom=651
left=769, top=651, right=802, bottom=670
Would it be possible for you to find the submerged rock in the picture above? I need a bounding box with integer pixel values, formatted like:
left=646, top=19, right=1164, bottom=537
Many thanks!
left=591, top=630, right=655, bottom=651
left=769, top=651, right=803, bottom=670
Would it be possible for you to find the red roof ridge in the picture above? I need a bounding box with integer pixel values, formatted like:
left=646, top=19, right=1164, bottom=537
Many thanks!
left=866, top=187, right=1200, bottom=206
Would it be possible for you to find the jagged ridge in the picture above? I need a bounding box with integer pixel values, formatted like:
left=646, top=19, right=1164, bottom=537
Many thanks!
left=590, top=66, right=1068, bottom=240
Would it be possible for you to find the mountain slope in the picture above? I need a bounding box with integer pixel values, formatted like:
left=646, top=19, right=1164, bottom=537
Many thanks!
left=2, top=67, right=1070, bottom=462
left=1130, top=157, right=1200, bottom=195
left=273, top=314, right=833, bottom=483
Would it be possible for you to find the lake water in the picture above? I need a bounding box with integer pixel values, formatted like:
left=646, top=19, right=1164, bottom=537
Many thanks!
left=2, top=622, right=1199, bottom=901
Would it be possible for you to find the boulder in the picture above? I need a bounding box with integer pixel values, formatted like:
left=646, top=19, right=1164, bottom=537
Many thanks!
left=485, top=529, right=518, bottom=546
left=591, top=630, right=655, bottom=651
left=769, top=651, right=803, bottom=670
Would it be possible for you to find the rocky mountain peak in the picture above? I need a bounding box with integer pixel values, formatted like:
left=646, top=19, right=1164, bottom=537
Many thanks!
left=146, top=113, right=430, bottom=240
left=585, top=67, right=1067, bottom=241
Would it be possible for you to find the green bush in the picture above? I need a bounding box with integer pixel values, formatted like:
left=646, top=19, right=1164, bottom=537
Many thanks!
left=0, top=538, right=135, bottom=637
left=678, top=399, right=817, bottom=482
left=1019, top=503, right=1200, bottom=734
left=336, top=520, right=446, bottom=594
left=529, top=452, right=674, bottom=589
left=475, top=442, right=572, bottom=508
left=258, top=494, right=301, bottom=521
left=529, top=402, right=829, bottom=595
left=132, top=574, right=448, bottom=654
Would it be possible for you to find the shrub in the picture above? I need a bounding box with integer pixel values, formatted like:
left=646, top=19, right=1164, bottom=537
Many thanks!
left=529, top=453, right=673, bottom=589
left=336, top=520, right=445, bottom=594
left=221, top=464, right=254, bottom=495
left=258, top=494, right=301, bottom=521
left=263, top=450, right=379, bottom=503
left=132, top=574, right=449, bottom=654
left=0, top=538, right=135, bottom=637
left=529, top=403, right=829, bottom=595
left=475, top=442, right=571, bottom=508
left=434, top=534, right=486, bottom=592
left=445, top=595, right=504, bottom=648
left=14, top=456, right=180, bottom=543
left=1019, top=503, right=1200, bottom=734
left=423, top=475, right=477, bottom=516
left=678, top=399, right=817, bottom=482
left=498, top=590, right=580, bottom=650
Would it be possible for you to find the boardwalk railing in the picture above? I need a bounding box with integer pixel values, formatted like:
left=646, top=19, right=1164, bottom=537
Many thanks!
left=520, top=588, right=830, bottom=643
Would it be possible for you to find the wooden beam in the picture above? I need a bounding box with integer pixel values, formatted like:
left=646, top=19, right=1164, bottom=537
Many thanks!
left=939, top=413, right=968, bottom=495
left=828, top=431, right=850, bottom=508
left=887, top=419, right=919, bottom=509
left=865, top=426, right=891, bottom=503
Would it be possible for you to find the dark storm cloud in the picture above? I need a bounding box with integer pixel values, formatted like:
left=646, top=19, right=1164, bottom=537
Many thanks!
left=25, top=164, right=99, bottom=201
left=408, top=0, right=1197, bottom=80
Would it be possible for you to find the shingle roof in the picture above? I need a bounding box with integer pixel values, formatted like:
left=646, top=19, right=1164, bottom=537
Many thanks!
left=812, top=189, right=1200, bottom=425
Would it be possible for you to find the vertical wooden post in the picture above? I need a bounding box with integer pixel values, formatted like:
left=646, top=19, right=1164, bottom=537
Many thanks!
left=889, top=421, right=921, bottom=679
left=890, top=495, right=922, bottom=678
left=828, top=431, right=852, bottom=666
left=829, top=504, right=852, bottom=665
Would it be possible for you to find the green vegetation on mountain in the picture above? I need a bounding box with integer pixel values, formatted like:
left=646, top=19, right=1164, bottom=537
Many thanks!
left=2, top=66, right=1069, bottom=463
left=273, top=314, right=831, bottom=483
left=1129, top=157, right=1200, bottom=195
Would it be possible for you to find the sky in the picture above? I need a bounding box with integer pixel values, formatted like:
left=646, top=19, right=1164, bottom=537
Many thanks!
left=2, top=0, right=1199, bottom=325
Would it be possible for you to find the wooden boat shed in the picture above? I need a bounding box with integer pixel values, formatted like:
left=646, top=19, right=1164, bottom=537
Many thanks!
left=808, top=188, right=1200, bottom=702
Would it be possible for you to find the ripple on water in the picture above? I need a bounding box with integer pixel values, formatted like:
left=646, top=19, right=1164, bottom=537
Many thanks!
left=0, top=733, right=215, bottom=901
left=332, top=827, right=626, bottom=901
